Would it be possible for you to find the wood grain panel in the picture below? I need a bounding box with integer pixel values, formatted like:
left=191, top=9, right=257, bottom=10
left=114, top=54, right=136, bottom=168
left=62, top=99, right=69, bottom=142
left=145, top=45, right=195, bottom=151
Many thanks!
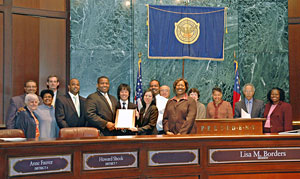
left=39, top=17, right=66, bottom=93
left=0, top=13, right=3, bottom=124
left=12, top=14, right=40, bottom=96
left=289, top=25, right=300, bottom=122
left=288, top=0, right=300, bottom=18
left=13, top=0, right=66, bottom=12
left=209, top=173, right=300, bottom=179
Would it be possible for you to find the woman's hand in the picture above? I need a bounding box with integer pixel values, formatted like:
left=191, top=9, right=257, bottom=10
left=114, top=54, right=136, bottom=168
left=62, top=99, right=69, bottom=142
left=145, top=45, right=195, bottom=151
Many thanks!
left=129, top=127, right=138, bottom=132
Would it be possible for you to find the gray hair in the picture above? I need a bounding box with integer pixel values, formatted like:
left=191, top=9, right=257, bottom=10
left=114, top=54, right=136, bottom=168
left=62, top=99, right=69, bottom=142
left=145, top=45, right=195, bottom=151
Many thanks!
left=242, top=83, right=255, bottom=92
left=25, top=93, right=39, bottom=105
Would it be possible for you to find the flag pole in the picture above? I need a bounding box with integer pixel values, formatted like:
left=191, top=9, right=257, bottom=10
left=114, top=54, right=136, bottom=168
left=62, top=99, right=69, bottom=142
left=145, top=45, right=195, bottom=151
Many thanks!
left=181, top=0, right=189, bottom=78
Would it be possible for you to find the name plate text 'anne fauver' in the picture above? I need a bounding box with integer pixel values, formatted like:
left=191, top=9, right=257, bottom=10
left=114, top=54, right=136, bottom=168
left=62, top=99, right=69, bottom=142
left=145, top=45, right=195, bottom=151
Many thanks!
left=9, top=155, right=71, bottom=177
left=83, top=151, right=138, bottom=170
left=210, top=147, right=300, bottom=164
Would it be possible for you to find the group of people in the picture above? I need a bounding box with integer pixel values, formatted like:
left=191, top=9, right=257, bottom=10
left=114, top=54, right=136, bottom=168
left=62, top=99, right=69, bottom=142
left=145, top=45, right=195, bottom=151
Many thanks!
left=5, top=75, right=293, bottom=138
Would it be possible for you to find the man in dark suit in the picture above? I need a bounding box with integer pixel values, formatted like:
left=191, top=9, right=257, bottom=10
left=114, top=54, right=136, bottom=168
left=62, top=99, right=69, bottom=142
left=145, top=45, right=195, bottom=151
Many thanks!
left=234, top=83, right=264, bottom=118
left=85, top=76, right=118, bottom=136
left=46, top=75, right=63, bottom=106
left=55, top=78, right=86, bottom=128
left=115, top=83, right=137, bottom=136
left=5, top=80, right=41, bottom=129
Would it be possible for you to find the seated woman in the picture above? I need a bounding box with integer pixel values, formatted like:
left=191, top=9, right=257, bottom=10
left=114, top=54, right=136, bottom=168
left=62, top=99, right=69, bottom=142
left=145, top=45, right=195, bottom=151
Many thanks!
left=163, top=78, right=197, bottom=135
left=130, top=89, right=158, bottom=135
left=115, top=84, right=138, bottom=135
left=206, top=87, right=233, bottom=119
left=34, top=89, right=59, bottom=138
left=188, top=88, right=206, bottom=119
left=263, top=87, right=292, bottom=133
left=15, top=94, right=40, bottom=139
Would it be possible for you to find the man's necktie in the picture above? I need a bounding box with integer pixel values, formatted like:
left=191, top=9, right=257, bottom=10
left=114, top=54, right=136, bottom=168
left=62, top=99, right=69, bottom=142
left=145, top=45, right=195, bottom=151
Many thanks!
left=122, top=102, right=126, bottom=109
left=104, top=93, right=113, bottom=110
left=74, top=96, right=80, bottom=117
left=247, top=101, right=251, bottom=115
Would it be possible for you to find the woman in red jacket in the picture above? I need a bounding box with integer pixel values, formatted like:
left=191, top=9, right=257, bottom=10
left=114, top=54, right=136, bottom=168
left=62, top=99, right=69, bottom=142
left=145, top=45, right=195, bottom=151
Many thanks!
left=263, top=87, right=292, bottom=133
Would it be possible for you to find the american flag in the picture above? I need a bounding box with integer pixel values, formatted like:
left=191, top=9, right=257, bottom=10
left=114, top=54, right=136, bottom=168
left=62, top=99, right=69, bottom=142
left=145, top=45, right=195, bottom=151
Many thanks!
left=135, top=58, right=143, bottom=111
left=232, top=59, right=241, bottom=115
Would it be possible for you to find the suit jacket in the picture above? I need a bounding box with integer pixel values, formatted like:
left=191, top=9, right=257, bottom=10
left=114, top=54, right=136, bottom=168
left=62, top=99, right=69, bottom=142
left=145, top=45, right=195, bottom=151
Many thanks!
left=6, top=94, right=42, bottom=129
left=136, top=105, right=158, bottom=135
left=263, top=101, right=293, bottom=133
left=116, top=101, right=137, bottom=110
left=163, top=96, right=197, bottom=134
left=85, top=90, right=118, bottom=136
left=234, top=98, right=264, bottom=118
left=55, top=93, right=86, bottom=128
left=15, top=106, right=38, bottom=138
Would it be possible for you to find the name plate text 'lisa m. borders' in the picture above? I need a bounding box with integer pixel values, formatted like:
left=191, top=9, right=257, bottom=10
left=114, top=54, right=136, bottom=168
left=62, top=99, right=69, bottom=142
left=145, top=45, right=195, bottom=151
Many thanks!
left=210, top=147, right=300, bottom=164
left=148, top=149, right=198, bottom=166
left=83, top=151, right=138, bottom=170
left=9, top=155, right=71, bottom=177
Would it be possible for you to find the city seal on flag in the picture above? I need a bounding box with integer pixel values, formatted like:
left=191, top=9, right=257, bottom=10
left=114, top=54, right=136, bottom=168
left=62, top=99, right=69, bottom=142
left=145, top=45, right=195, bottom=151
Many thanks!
left=174, top=17, right=200, bottom=45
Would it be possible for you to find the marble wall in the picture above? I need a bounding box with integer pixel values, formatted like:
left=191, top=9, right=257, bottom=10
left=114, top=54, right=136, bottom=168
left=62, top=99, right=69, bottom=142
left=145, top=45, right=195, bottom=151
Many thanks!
left=70, top=0, right=289, bottom=105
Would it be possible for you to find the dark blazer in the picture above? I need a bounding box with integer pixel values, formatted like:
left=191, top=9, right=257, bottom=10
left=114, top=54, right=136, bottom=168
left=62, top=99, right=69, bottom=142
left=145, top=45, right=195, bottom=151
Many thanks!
left=263, top=101, right=292, bottom=133
left=234, top=98, right=264, bottom=118
left=55, top=93, right=86, bottom=128
left=136, top=105, right=158, bottom=135
left=116, top=101, right=137, bottom=110
left=15, top=106, right=38, bottom=138
left=6, top=94, right=42, bottom=129
left=85, top=90, right=118, bottom=136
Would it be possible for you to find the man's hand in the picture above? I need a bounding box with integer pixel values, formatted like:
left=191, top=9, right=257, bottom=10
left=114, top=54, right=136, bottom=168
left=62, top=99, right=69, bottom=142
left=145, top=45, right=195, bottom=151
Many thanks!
left=106, top=122, right=115, bottom=131
left=166, top=131, right=175, bottom=135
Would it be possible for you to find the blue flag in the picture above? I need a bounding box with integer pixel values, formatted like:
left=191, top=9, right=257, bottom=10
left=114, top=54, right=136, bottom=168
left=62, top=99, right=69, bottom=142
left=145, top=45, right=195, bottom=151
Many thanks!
left=148, top=5, right=226, bottom=60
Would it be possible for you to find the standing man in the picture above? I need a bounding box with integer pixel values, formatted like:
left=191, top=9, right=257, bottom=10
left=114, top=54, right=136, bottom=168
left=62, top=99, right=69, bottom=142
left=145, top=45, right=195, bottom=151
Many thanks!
left=149, top=80, right=168, bottom=134
left=160, top=85, right=170, bottom=99
left=46, top=75, right=62, bottom=106
left=234, top=83, right=264, bottom=118
left=5, top=80, right=41, bottom=129
left=85, top=76, right=118, bottom=136
left=55, top=78, right=86, bottom=128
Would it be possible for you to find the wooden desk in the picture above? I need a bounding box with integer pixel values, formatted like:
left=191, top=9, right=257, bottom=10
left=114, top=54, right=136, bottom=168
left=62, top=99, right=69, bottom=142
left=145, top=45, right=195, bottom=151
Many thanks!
left=196, top=118, right=266, bottom=135
left=1, top=134, right=300, bottom=179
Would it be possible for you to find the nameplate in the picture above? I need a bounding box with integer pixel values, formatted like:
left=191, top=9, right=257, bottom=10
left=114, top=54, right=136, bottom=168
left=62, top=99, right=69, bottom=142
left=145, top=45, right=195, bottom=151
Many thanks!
left=83, top=151, right=138, bottom=170
left=148, top=149, right=198, bottom=166
left=210, top=147, right=300, bottom=164
left=9, top=155, right=71, bottom=177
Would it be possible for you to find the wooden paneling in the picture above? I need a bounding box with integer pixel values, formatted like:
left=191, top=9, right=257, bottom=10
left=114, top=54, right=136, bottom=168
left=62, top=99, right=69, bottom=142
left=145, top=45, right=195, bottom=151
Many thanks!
left=39, top=17, right=66, bottom=93
left=209, top=173, right=300, bottom=179
left=12, top=14, right=40, bottom=96
left=288, top=0, right=300, bottom=18
left=0, top=0, right=2, bottom=5
left=0, top=13, right=3, bottom=124
left=1, top=135, right=300, bottom=178
left=13, top=0, right=66, bottom=12
left=289, top=25, right=300, bottom=122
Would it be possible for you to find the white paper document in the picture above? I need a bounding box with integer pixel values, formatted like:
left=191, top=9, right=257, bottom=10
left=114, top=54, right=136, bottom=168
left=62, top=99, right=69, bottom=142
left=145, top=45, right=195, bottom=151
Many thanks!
left=241, top=108, right=251, bottom=118
left=115, top=109, right=135, bottom=129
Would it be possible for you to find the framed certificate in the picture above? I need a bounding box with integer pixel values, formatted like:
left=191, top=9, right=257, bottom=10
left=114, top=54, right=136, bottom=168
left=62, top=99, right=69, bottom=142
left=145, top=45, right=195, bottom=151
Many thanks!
left=115, top=109, right=135, bottom=129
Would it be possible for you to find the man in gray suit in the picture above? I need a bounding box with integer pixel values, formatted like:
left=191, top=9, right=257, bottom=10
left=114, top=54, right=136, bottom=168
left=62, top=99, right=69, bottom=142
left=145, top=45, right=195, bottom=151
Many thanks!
left=5, top=80, right=40, bottom=129
left=85, top=76, right=118, bottom=136
left=234, top=83, right=264, bottom=118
